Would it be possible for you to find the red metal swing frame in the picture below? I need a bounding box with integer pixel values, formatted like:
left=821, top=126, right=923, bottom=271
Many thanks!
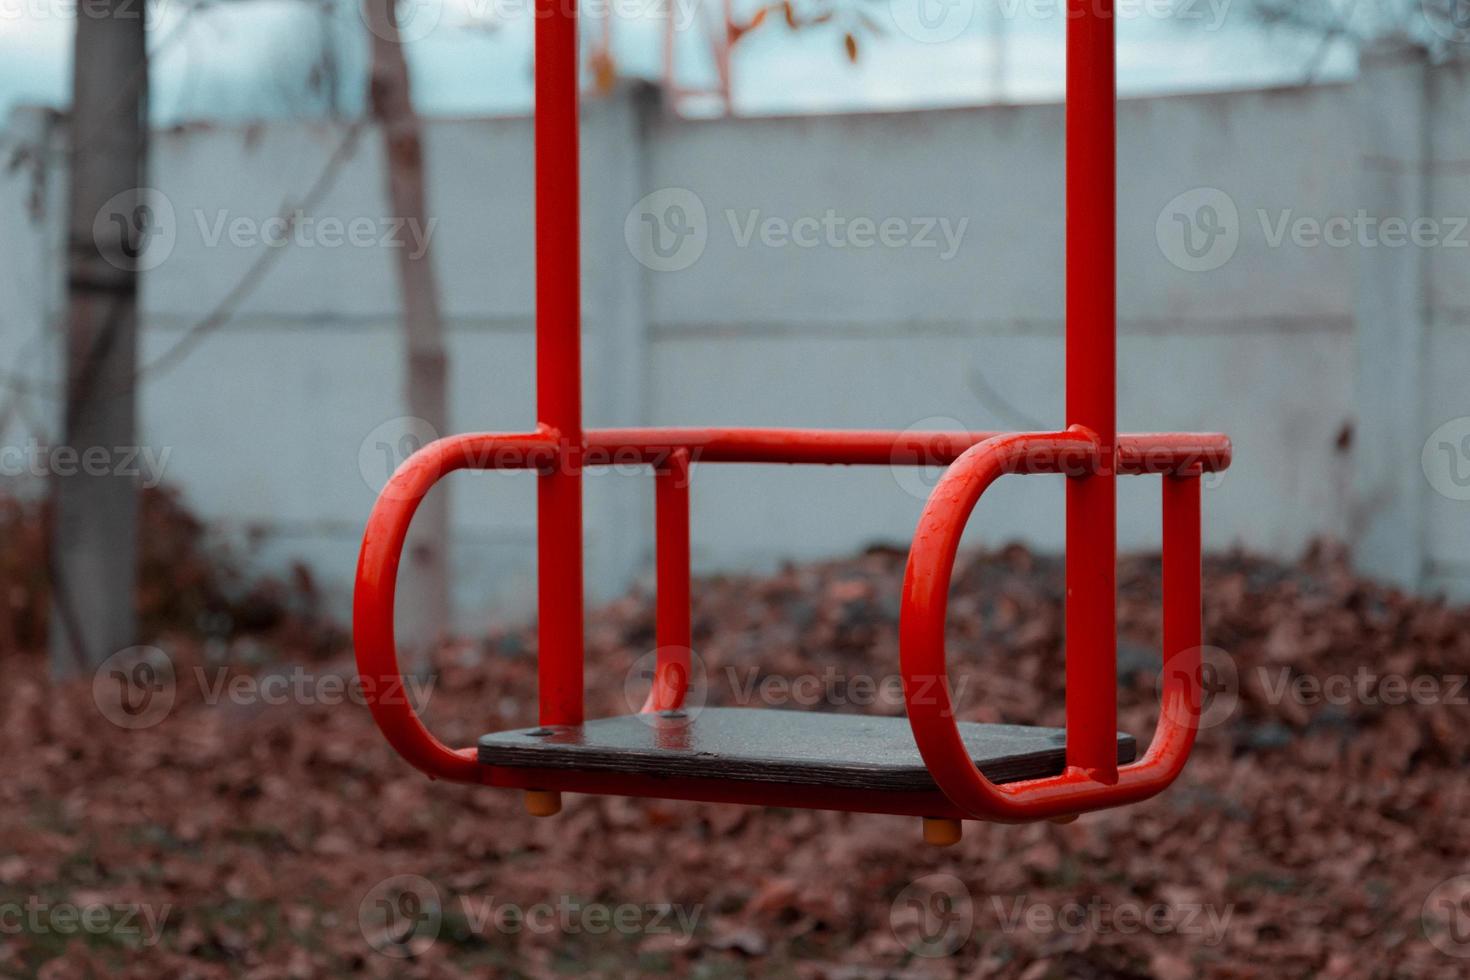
left=354, top=0, right=1232, bottom=823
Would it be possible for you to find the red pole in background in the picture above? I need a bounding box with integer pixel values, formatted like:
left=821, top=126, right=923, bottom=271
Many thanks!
left=1065, top=0, right=1118, bottom=779
left=646, top=450, right=693, bottom=713
left=535, top=0, right=585, bottom=728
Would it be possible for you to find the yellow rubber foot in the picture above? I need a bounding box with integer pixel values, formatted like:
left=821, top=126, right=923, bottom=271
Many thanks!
left=524, top=790, right=562, bottom=817
left=922, top=818, right=963, bottom=847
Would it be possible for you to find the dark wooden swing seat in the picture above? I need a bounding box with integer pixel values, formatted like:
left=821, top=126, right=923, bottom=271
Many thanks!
left=479, top=708, right=1137, bottom=793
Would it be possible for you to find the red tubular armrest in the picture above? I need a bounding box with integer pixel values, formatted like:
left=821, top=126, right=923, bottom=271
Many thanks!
left=900, top=428, right=1215, bottom=821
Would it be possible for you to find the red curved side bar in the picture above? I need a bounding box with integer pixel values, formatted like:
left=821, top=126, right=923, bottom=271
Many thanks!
left=354, top=428, right=559, bottom=783
left=900, top=429, right=1207, bottom=821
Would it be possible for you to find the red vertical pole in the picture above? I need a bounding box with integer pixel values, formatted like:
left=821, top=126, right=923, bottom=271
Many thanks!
left=645, top=450, right=693, bottom=712
left=1162, top=474, right=1202, bottom=723
left=535, top=0, right=585, bottom=728
left=1065, top=0, right=1117, bottom=779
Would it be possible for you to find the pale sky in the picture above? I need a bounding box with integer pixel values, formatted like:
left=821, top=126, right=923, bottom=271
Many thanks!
left=0, top=0, right=1358, bottom=125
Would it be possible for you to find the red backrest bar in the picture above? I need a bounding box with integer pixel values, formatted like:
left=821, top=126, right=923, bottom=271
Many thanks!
left=1065, top=0, right=1119, bottom=778
left=534, top=0, right=586, bottom=727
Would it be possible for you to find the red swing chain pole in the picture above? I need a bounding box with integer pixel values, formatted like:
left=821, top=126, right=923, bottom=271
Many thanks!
left=1064, top=0, right=1118, bottom=780
left=535, top=0, right=585, bottom=728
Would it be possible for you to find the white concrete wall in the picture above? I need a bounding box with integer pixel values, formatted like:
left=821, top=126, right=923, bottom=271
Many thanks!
left=1, top=59, right=1464, bottom=629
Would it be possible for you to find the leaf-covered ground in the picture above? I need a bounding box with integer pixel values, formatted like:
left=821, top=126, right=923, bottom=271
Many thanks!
left=3, top=541, right=1470, bottom=978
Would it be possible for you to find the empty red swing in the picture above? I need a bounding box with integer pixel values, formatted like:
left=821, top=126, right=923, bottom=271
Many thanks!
left=354, top=0, right=1232, bottom=843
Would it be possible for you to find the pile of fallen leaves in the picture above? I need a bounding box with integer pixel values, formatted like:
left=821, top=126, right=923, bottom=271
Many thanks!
left=0, top=487, right=327, bottom=657
left=3, top=542, right=1470, bottom=978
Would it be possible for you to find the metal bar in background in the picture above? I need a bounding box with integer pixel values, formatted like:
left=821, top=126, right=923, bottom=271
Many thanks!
left=1064, top=0, right=1119, bottom=779
left=583, top=428, right=1231, bottom=472
left=646, top=450, right=693, bottom=713
left=534, top=0, right=586, bottom=728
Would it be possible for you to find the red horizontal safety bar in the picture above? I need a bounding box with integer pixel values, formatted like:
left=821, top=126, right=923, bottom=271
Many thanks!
left=587, top=427, right=1229, bottom=473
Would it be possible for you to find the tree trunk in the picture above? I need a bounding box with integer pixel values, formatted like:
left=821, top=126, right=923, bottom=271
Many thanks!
left=364, top=1, right=451, bottom=666
left=50, top=1, right=149, bottom=678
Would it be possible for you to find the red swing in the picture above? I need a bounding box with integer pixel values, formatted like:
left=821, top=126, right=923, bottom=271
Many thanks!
left=354, top=0, right=1232, bottom=844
